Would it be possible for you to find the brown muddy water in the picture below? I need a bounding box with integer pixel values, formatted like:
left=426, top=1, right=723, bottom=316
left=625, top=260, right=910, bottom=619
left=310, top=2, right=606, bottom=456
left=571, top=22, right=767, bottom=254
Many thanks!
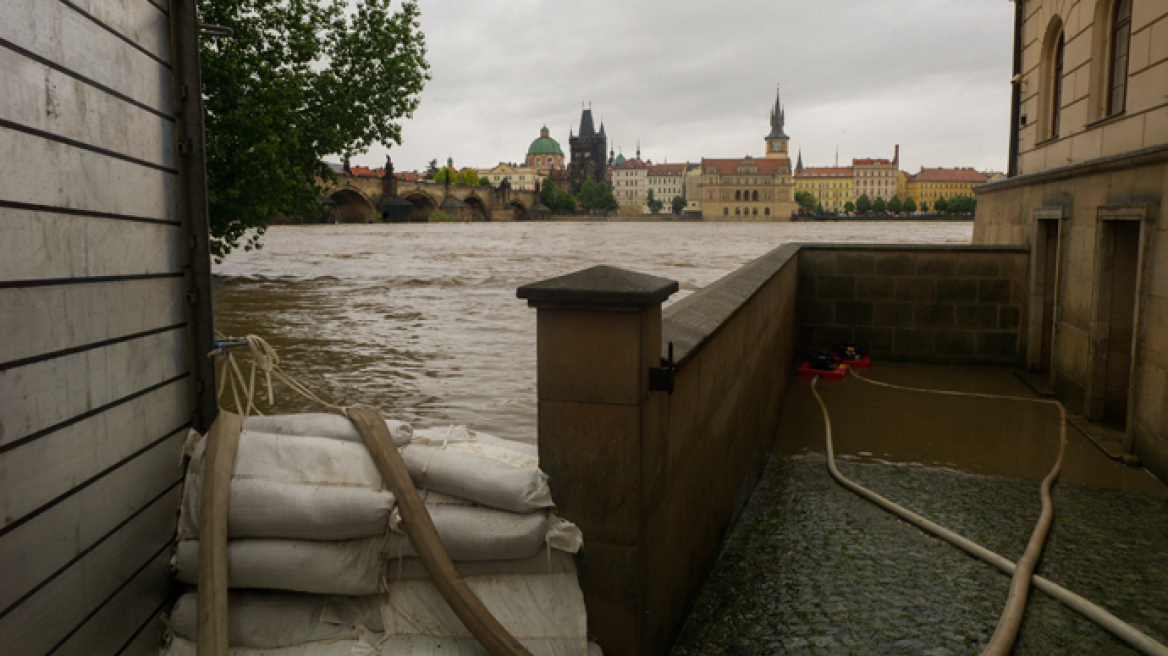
left=213, top=221, right=972, bottom=444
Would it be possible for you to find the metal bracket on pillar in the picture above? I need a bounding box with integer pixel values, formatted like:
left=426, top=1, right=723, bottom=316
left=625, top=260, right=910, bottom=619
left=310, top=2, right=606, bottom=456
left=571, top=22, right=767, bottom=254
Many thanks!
left=649, top=341, right=676, bottom=394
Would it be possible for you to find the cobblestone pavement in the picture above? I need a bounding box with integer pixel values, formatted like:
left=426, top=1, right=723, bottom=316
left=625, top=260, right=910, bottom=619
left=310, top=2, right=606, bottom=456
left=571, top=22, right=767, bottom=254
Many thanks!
left=671, top=453, right=1168, bottom=656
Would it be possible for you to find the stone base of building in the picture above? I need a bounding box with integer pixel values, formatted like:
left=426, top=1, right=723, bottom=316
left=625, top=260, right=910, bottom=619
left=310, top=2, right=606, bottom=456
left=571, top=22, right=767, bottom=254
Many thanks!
left=973, top=143, right=1168, bottom=481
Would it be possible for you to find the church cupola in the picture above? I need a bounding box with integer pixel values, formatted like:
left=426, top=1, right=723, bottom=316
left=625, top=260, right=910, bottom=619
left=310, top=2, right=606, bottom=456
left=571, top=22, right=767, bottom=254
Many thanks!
left=765, top=85, right=790, bottom=159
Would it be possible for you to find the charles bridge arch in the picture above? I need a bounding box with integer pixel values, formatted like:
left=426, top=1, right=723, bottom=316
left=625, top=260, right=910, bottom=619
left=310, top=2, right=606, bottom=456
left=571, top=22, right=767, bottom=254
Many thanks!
left=322, top=175, right=542, bottom=223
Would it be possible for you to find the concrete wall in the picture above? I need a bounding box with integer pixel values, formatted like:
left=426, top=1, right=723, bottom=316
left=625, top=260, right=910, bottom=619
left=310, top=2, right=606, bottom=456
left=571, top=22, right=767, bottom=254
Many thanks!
left=519, top=245, right=799, bottom=656
left=0, top=2, right=213, bottom=655
left=975, top=152, right=1168, bottom=482
left=797, top=245, right=1030, bottom=366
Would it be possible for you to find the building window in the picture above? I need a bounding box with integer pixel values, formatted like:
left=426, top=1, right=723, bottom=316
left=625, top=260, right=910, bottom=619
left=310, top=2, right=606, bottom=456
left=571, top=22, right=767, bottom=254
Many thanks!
left=1042, top=19, right=1066, bottom=139
left=735, top=190, right=741, bottom=201
left=765, top=207, right=771, bottom=216
left=1109, top=0, right=1132, bottom=115
left=735, top=208, right=741, bottom=216
left=723, top=207, right=729, bottom=216
left=752, top=208, right=758, bottom=216
left=752, top=190, right=759, bottom=201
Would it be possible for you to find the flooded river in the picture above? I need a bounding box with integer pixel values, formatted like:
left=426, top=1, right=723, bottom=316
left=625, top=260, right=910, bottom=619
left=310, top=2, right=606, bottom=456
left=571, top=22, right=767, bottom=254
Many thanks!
left=213, top=221, right=972, bottom=443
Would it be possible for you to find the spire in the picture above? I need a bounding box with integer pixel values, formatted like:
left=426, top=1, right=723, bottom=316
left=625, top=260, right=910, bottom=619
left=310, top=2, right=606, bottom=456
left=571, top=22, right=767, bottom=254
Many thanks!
left=636, top=139, right=641, bottom=159
left=796, top=149, right=804, bottom=173
left=767, top=83, right=789, bottom=140
left=835, top=145, right=839, bottom=168
left=578, top=106, right=596, bottom=137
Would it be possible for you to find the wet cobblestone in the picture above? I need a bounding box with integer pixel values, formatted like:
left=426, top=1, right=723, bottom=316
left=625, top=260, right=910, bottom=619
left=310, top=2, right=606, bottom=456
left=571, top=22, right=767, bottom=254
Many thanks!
left=671, top=454, right=1168, bottom=656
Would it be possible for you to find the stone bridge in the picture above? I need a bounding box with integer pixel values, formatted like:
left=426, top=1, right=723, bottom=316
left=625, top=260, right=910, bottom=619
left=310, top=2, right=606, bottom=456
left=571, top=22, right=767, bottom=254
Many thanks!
left=322, top=175, right=541, bottom=222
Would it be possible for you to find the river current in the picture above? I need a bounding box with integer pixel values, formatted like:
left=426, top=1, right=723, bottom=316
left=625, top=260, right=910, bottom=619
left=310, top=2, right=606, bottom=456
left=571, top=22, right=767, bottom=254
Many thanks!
left=212, top=221, right=973, bottom=443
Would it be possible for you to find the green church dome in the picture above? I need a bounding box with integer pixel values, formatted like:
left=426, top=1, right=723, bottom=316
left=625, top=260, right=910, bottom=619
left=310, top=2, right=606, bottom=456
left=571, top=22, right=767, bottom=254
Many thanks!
left=613, top=153, right=627, bottom=165
left=527, top=126, right=563, bottom=156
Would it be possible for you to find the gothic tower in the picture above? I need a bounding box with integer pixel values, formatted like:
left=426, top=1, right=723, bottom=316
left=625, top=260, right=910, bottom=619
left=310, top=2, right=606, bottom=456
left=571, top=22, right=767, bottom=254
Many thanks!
left=765, top=86, right=789, bottom=159
left=568, top=103, right=607, bottom=193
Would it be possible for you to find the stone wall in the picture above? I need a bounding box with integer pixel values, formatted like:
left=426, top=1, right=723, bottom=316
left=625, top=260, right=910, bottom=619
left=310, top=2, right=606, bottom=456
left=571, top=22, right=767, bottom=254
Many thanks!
left=974, top=149, right=1168, bottom=484
left=796, top=245, right=1030, bottom=366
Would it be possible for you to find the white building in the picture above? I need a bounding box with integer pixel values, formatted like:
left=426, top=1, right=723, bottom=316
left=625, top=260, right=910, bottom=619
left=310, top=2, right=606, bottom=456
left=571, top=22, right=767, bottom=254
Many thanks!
left=477, top=163, right=542, bottom=191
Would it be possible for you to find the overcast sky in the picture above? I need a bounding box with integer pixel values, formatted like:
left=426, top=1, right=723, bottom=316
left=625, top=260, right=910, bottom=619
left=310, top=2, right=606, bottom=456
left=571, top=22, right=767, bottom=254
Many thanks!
left=348, top=0, right=1016, bottom=175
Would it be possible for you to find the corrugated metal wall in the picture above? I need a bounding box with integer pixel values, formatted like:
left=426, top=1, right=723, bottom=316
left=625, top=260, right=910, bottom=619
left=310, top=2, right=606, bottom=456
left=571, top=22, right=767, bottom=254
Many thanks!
left=0, top=0, right=213, bottom=654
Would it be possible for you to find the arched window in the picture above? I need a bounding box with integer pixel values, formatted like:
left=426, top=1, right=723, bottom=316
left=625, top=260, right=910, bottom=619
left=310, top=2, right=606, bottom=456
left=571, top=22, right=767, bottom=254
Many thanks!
left=735, top=190, right=742, bottom=201
left=752, top=208, right=758, bottom=216
left=735, top=208, right=741, bottom=216
left=752, top=190, right=759, bottom=201
left=765, top=207, right=771, bottom=216
left=1109, top=0, right=1132, bottom=115
left=1041, top=18, right=1066, bottom=140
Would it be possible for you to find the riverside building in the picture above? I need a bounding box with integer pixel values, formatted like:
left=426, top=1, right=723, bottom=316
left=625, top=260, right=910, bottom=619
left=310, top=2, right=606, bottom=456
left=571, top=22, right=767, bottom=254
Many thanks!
left=973, top=0, right=1168, bottom=480
left=700, top=88, right=797, bottom=220
left=907, top=167, right=990, bottom=206
left=795, top=166, right=854, bottom=212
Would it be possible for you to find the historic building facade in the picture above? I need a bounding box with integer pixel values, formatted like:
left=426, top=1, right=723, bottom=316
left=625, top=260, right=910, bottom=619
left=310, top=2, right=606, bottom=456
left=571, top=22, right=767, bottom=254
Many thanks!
left=611, top=157, right=648, bottom=212
left=700, top=88, right=797, bottom=220
left=568, top=106, right=607, bottom=193
left=972, top=0, right=1168, bottom=480
left=795, top=166, right=854, bottom=212
left=852, top=145, right=900, bottom=202
left=477, top=163, right=542, bottom=191
left=647, top=163, right=688, bottom=210
left=525, top=126, right=565, bottom=173
left=906, top=167, right=989, bottom=206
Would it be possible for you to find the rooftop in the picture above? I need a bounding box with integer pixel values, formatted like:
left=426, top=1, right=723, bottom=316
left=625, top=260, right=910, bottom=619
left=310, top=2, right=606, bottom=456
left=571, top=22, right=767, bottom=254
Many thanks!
left=703, top=157, right=791, bottom=176
left=910, top=167, right=991, bottom=183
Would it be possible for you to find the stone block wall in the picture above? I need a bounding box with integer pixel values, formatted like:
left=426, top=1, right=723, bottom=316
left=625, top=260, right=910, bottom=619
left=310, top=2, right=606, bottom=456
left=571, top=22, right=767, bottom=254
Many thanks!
left=796, top=245, right=1030, bottom=365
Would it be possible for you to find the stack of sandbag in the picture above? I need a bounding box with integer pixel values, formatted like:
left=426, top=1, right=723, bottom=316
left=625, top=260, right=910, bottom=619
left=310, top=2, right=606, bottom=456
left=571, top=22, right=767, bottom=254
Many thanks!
left=167, top=415, right=591, bottom=656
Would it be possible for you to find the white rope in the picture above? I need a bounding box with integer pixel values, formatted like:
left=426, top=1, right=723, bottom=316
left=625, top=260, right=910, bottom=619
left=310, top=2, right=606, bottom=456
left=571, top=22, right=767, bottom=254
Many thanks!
left=213, top=333, right=350, bottom=418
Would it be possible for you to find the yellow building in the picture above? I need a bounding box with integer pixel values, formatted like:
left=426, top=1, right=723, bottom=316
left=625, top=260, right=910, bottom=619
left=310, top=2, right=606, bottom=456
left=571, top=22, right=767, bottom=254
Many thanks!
left=852, top=146, right=899, bottom=202
left=794, top=166, right=853, bottom=212
left=700, top=88, right=797, bottom=220
left=907, top=168, right=989, bottom=207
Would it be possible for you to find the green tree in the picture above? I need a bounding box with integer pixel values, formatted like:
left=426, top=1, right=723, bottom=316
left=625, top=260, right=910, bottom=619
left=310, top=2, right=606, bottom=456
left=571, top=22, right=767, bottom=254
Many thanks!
left=552, top=190, right=577, bottom=214
left=599, top=183, right=619, bottom=212
left=458, top=169, right=481, bottom=186
left=540, top=178, right=556, bottom=207
left=577, top=179, right=617, bottom=212
left=855, top=194, right=872, bottom=214
left=671, top=195, right=687, bottom=215
left=200, top=0, right=429, bottom=257
left=794, top=191, right=818, bottom=213
left=902, top=197, right=917, bottom=214
left=423, top=159, right=439, bottom=179
left=949, top=195, right=976, bottom=213
left=872, top=197, right=887, bottom=213
left=646, top=189, right=663, bottom=214
left=844, top=201, right=856, bottom=214
left=887, top=196, right=902, bottom=214
left=934, top=196, right=950, bottom=212
left=920, top=201, right=930, bottom=213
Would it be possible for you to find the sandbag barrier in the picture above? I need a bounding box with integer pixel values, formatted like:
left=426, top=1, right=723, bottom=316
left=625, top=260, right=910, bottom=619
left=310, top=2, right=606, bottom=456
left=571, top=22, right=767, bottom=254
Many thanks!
left=172, top=411, right=592, bottom=656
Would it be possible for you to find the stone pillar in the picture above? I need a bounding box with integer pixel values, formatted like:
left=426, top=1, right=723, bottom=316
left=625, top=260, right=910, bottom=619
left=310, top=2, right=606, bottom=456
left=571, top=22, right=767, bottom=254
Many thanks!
left=517, top=266, right=678, bottom=656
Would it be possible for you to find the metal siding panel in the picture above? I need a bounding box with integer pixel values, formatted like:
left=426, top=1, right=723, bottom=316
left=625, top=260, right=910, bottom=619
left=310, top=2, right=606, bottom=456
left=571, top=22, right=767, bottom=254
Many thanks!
left=0, top=129, right=176, bottom=220
left=0, top=208, right=181, bottom=282
left=0, top=487, right=179, bottom=656
left=0, top=379, right=190, bottom=531
left=0, top=0, right=171, bottom=115
left=0, top=327, right=188, bottom=446
left=0, top=277, right=186, bottom=366
left=0, top=429, right=184, bottom=612
left=0, top=45, right=175, bottom=169
left=115, top=608, right=167, bottom=656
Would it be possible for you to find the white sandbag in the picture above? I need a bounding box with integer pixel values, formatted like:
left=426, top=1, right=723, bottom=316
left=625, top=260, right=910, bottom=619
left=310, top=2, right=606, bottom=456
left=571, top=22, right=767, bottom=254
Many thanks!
left=242, top=413, right=413, bottom=447
left=401, top=440, right=552, bottom=514
left=164, top=636, right=377, bottom=656
left=412, top=425, right=539, bottom=458
left=169, top=591, right=385, bottom=647
left=173, top=538, right=581, bottom=595
left=385, top=504, right=582, bottom=562
left=167, top=564, right=587, bottom=656
left=179, top=430, right=395, bottom=541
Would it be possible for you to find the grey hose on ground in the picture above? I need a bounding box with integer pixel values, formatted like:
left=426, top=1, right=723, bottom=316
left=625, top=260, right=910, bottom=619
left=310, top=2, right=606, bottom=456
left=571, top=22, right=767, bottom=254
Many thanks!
left=810, top=373, right=1168, bottom=656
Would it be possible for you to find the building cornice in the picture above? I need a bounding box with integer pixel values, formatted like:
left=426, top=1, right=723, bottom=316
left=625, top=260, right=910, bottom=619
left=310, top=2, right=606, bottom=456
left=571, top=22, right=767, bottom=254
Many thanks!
left=976, top=142, right=1168, bottom=194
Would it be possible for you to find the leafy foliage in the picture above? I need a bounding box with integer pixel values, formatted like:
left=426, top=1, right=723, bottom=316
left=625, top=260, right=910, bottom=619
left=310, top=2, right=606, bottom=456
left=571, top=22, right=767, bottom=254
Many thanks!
left=794, top=190, right=819, bottom=212
left=199, top=0, right=429, bottom=258
left=887, top=196, right=903, bottom=214
left=552, top=190, right=578, bottom=214
left=872, top=197, right=887, bottom=213
left=855, top=194, right=872, bottom=214
left=844, top=201, right=855, bottom=214
left=646, top=189, right=663, bottom=214
left=902, top=197, right=917, bottom=213
left=427, top=210, right=457, bottom=223
left=920, top=201, right=930, bottom=213
left=577, top=179, right=618, bottom=212
left=948, top=195, right=976, bottom=213
left=934, top=197, right=950, bottom=212
left=423, top=159, right=439, bottom=179
left=671, top=195, right=687, bottom=215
